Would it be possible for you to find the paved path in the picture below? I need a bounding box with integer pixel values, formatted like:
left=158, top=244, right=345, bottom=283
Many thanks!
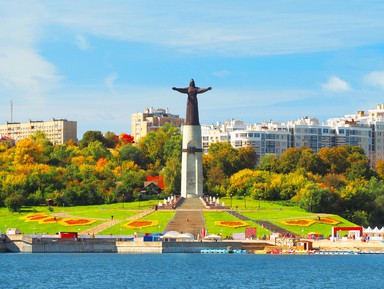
left=164, top=198, right=206, bottom=236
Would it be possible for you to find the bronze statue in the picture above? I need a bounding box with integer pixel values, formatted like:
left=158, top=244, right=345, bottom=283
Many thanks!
left=172, top=79, right=212, bottom=125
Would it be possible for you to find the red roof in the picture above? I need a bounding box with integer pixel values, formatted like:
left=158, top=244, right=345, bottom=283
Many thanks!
left=146, top=176, right=165, bottom=190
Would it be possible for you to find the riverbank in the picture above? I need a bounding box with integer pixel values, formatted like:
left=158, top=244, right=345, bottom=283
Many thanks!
left=2, top=233, right=384, bottom=254
left=312, top=239, right=384, bottom=252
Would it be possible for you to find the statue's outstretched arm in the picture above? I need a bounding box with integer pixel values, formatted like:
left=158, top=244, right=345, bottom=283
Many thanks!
left=197, top=87, right=212, bottom=94
left=172, top=87, right=188, bottom=94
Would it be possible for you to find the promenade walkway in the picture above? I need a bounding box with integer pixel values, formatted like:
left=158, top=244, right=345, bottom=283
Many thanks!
left=164, top=198, right=206, bottom=236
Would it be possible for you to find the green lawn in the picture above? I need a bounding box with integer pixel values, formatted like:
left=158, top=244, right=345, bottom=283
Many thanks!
left=100, top=211, right=175, bottom=235
left=270, top=215, right=358, bottom=238
left=0, top=199, right=358, bottom=238
left=0, top=207, right=103, bottom=235
left=203, top=211, right=270, bottom=239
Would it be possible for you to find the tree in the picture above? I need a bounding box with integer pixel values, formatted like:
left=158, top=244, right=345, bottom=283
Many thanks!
left=5, top=193, right=24, bottom=212
left=258, top=154, right=278, bottom=171
left=237, top=146, right=258, bottom=170
left=12, top=138, right=46, bottom=165
left=208, top=142, right=239, bottom=176
left=275, top=148, right=302, bottom=174
left=345, top=151, right=373, bottom=180
left=161, top=157, right=181, bottom=195
left=79, top=131, right=107, bottom=148
left=104, top=131, right=120, bottom=148
left=294, top=182, right=339, bottom=213
left=82, top=141, right=111, bottom=162
left=375, top=159, right=384, bottom=180
left=119, top=144, right=147, bottom=168
left=139, top=123, right=181, bottom=166
left=119, top=133, right=135, bottom=145
left=298, top=148, right=327, bottom=175
left=318, top=147, right=349, bottom=174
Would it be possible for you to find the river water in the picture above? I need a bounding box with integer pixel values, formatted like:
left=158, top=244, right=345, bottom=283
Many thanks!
left=1, top=253, right=383, bottom=288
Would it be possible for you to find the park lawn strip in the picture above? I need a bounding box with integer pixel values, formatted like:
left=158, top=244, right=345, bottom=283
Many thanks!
left=242, top=208, right=314, bottom=221
left=0, top=207, right=103, bottom=235
left=269, top=215, right=358, bottom=237
left=203, top=211, right=270, bottom=239
left=52, top=200, right=158, bottom=216
left=100, top=211, right=175, bottom=235
left=57, top=208, right=139, bottom=220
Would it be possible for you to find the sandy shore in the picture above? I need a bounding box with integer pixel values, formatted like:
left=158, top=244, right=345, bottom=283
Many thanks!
left=311, top=239, right=384, bottom=252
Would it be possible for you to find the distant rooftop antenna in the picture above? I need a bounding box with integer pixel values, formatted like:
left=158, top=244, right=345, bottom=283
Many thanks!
left=10, top=100, right=13, bottom=123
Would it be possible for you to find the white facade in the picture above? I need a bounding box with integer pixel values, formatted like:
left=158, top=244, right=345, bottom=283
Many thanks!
left=0, top=119, right=77, bottom=144
left=200, top=104, right=384, bottom=165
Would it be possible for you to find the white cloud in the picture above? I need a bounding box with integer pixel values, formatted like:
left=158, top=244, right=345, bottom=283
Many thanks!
left=212, top=70, right=232, bottom=78
left=363, top=71, right=384, bottom=90
left=104, top=73, right=118, bottom=92
left=321, top=76, right=351, bottom=92
left=75, top=34, right=92, bottom=51
left=0, top=1, right=60, bottom=103
left=42, top=1, right=384, bottom=57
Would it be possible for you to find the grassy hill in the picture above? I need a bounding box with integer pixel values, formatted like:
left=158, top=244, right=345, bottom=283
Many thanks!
left=0, top=198, right=357, bottom=238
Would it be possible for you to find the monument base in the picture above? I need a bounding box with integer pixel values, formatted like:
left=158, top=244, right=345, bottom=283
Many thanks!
left=181, top=125, right=203, bottom=198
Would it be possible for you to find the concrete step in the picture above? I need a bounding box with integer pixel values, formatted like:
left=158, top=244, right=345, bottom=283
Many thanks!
left=164, top=198, right=206, bottom=236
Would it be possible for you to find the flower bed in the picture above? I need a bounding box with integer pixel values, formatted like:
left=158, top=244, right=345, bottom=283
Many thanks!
left=317, top=217, right=340, bottom=225
left=281, top=217, right=340, bottom=227
left=125, top=220, right=159, bottom=229
left=281, top=219, right=316, bottom=227
left=214, top=221, right=248, bottom=228
left=21, top=213, right=49, bottom=222
left=59, top=218, right=96, bottom=226
left=39, top=217, right=62, bottom=224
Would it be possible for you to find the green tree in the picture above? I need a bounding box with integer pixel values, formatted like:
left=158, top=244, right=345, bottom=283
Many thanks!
left=5, top=193, right=24, bottom=212
left=275, top=148, right=302, bottom=174
left=80, top=131, right=107, bottom=148
left=258, top=154, right=278, bottom=171
left=119, top=144, right=147, bottom=168
left=161, top=157, right=181, bottom=195
left=104, top=131, right=120, bottom=148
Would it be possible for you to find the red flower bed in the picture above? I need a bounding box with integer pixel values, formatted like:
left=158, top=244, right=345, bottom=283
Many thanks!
left=281, top=219, right=316, bottom=227
left=125, top=220, right=158, bottom=229
left=59, top=218, right=95, bottom=226
left=317, top=217, right=340, bottom=225
left=215, top=221, right=248, bottom=228
left=39, top=217, right=62, bottom=224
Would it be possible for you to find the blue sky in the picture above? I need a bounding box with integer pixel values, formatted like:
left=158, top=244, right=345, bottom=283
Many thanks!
left=1, top=1, right=384, bottom=138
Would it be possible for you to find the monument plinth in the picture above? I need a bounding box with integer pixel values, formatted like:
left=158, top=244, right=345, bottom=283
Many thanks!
left=173, top=79, right=212, bottom=198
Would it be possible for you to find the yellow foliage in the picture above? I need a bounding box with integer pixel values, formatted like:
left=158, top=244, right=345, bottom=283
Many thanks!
left=71, top=155, right=93, bottom=166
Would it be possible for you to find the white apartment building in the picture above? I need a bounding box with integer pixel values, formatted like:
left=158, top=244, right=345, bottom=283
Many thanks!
left=200, top=103, right=384, bottom=165
left=0, top=119, right=77, bottom=144
left=201, top=119, right=244, bottom=153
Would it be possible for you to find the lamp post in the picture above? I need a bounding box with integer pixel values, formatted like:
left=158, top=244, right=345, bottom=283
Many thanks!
left=230, top=194, right=233, bottom=209
left=244, top=193, right=246, bottom=209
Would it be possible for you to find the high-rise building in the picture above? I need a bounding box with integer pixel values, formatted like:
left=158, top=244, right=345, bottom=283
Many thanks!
left=0, top=118, right=77, bottom=144
left=131, top=107, right=184, bottom=142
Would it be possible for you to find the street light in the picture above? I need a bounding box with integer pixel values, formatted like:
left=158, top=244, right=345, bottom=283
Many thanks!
left=230, top=194, right=233, bottom=209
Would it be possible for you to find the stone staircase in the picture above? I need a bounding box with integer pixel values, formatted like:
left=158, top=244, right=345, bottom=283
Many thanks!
left=164, top=198, right=206, bottom=236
